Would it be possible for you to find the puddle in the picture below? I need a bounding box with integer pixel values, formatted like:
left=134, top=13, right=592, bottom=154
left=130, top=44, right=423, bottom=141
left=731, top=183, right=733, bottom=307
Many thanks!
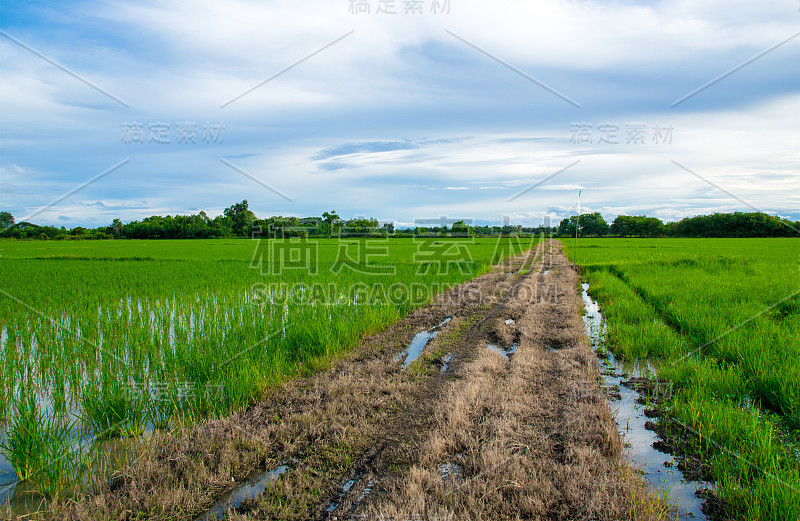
left=439, top=461, right=461, bottom=482
left=504, top=318, right=515, bottom=325
left=345, top=480, right=374, bottom=515
left=438, top=453, right=464, bottom=485
left=581, top=283, right=709, bottom=520
left=487, top=343, right=518, bottom=359
left=396, top=318, right=452, bottom=370
left=326, top=474, right=359, bottom=513
left=196, top=464, right=289, bottom=521
left=441, top=354, right=454, bottom=372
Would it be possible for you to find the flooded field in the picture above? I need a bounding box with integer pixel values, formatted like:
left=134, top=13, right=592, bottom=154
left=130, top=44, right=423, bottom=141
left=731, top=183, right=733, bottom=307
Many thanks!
left=569, top=238, right=800, bottom=520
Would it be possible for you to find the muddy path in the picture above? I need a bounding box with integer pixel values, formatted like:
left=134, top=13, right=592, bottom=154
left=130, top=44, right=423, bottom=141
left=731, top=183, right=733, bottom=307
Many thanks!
left=318, top=241, right=671, bottom=521
left=42, top=241, right=669, bottom=521
left=308, top=245, right=543, bottom=521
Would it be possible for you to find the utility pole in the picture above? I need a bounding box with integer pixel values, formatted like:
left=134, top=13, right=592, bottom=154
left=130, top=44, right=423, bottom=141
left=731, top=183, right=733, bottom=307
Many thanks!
left=574, top=190, right=581, bottom=265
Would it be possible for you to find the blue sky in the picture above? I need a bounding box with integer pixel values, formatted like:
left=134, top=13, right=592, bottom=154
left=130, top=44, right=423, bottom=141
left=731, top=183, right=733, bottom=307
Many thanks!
left=1, top=0, right=799, bottom=227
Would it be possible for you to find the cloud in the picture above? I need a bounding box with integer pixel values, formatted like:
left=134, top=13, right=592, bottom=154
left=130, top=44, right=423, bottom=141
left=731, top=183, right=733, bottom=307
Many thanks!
left=537, top=184, right=587, bottom=191
left=317, top=161, right=348, bottom=171
left=1, top=0, right=798, bottom=226
left=311, top=140, right=420, bottom=161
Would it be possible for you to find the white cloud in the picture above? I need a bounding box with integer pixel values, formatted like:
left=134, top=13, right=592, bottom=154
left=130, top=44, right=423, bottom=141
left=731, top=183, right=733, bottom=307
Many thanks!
left=1, top=0, right=799, bottom=226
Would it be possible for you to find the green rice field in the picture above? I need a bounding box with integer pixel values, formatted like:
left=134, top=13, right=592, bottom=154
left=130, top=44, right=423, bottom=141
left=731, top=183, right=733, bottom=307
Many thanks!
left=0, top=237, right=537, bottom=502
left=565, top=238, right=800, bottom=520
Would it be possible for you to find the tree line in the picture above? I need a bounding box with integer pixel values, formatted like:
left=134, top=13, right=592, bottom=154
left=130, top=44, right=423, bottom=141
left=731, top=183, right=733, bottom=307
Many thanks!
left=0, top=205, right=797, bottom=240
left=557, top=212, right=800, bottom=238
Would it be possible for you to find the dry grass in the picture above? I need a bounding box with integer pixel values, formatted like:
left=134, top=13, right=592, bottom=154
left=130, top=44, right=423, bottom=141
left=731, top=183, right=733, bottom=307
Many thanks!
left=360, top=242, right=674, bottom=521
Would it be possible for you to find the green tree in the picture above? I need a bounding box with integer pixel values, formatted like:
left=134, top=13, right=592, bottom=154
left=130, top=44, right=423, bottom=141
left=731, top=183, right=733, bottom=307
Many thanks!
left=669, top=212, right=796, bottom=238
left=558, top=217, right=576, bottom=237
left=451, top=220, right=472, bottom=237
left=578, top=212, right=609, bottom=237
left=610, top=215, right=664, bottom=237
left=223, top=200, right=256, bottom=237
left=322, top=210, right=341, bottom=239
left=0, top=211, right=14, bottom=229
left=558, top=213, right=608, bottom=237
left=111, top=218, right=122, bottom=237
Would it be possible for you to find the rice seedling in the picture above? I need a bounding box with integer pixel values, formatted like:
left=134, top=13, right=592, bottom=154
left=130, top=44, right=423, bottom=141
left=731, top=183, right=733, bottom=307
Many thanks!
left=1, top=386, right=47, bottom=482
left=564, top=238, right=800, bottom=520
left=0, top=237, right=538, bottom=504
left=0, top=381, right=80, bottom=500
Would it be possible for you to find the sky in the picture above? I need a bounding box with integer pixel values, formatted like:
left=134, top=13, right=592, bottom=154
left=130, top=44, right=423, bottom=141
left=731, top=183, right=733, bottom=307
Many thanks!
left=0, top=0, right=799, bottom=228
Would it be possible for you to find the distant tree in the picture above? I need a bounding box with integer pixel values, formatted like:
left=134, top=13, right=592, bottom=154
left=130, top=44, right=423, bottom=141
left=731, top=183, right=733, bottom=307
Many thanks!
left=610, top=215, right=630, bottom=237
left=0, top=211, right=14, bottom=229
left=670, top=212, right=797, bottom=238
left=112, top=218, right=122, bottom=237
left=610, top=215, right=664, bottom=237
left=558, top=217, right=575, bottom=237
left=578, top=212, right=609, bottom=237
left=322, top=210, right=341, bottom=239
left=557, top=213, right=607, bottom=237
left=451, top=220, right=471, bottom=237
left=223, top=200, right=256, bottom=237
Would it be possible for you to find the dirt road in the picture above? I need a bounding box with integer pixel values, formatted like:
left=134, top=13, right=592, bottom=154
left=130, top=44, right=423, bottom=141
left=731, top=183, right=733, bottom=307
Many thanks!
left=47, top=241, right=669, bottom=521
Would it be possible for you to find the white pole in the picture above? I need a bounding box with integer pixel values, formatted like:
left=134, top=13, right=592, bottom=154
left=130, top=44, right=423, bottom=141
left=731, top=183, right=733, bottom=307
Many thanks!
left=575, top=190, right=581, bottom=265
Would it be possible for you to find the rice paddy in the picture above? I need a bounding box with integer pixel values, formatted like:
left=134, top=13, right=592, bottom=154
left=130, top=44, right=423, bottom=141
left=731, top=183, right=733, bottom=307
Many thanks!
left=565, top=238, right=800, bottom=520
left=0, top=237, right=537, bottom=505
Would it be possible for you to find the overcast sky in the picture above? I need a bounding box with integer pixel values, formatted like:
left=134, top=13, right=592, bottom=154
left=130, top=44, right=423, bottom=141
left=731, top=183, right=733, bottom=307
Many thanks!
left=1, top=0, right=799, bottom=228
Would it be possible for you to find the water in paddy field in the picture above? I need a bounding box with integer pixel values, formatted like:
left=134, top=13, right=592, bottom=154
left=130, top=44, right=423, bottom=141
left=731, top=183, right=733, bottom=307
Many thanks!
left=0, top=428, right=141, bottom=514
left=0, top=477, right=45, bottom=516
left=581, top=283, right=709, bottom=520
left=325, top=474, right=359, bottom=513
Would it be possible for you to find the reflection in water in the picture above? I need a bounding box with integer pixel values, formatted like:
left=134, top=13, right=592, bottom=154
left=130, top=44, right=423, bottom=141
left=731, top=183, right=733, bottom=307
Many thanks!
left=196, top=464, right=289, bottom=521
left=396, top=318, right=452, bottom=370
left=486, top=343, right=518, bottom=359
left=441, top=354, right=454, bottom=372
